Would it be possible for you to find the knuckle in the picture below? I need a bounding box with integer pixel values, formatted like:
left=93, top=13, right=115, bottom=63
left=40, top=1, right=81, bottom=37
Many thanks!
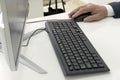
left=87, top=3, right=93, bottom=6
left=87, top=3, right=94, bottom=7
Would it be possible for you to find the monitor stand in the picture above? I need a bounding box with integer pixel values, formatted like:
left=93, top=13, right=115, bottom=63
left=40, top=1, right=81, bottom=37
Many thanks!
left=19, top=54, right=47, bottom=74
left=20, top=29, right=47, bottom=74
left=0, top=26, right=47, bottom=74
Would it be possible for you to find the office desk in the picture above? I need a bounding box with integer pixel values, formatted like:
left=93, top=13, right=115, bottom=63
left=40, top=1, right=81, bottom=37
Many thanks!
left=0, top=13, right=120, bottom=80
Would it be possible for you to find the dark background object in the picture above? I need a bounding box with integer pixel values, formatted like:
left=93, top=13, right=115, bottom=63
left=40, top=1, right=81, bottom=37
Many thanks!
left=44, top=7, right=65, bottom=16
left=44, top=0, right=66, bottom=16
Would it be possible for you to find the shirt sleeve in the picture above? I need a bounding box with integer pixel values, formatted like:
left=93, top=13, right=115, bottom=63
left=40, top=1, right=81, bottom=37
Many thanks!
left=104, top=5, right=115, bottom=17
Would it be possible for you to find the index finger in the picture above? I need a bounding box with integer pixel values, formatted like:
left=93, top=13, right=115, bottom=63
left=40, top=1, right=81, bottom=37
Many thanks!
left=68, top=5, right=86, bottom=18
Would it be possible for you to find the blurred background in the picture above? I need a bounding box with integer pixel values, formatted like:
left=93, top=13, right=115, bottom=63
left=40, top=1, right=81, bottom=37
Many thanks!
left=0, top=0, right=120, bottom=19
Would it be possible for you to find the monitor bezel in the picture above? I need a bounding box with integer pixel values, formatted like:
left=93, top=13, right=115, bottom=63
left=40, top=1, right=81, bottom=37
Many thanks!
left=0, top=0, right=29, bottom=70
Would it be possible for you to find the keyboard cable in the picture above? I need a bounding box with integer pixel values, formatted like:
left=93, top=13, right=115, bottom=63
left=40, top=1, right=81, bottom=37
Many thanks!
left=22, top=28, right=46, bottom=47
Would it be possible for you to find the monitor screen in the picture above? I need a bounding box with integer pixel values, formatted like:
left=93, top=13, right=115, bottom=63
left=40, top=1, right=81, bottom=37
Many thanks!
left=0, top=0, right=29, bottom=70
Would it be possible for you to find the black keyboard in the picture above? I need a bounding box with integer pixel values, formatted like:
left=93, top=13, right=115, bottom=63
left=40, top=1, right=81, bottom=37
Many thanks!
left=45, top=19, right=110, bottom=76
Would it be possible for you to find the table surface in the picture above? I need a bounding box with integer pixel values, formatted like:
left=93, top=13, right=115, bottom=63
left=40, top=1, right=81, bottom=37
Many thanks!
left=0, top=13, right=120, bottom=80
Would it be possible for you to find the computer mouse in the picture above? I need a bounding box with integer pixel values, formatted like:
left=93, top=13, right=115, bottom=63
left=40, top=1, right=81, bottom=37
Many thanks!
left=73, top=12, right=91, bottom=22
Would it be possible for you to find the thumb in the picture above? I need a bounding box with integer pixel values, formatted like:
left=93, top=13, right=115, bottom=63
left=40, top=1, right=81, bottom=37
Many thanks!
left=84, top=14, right=99, bottom=22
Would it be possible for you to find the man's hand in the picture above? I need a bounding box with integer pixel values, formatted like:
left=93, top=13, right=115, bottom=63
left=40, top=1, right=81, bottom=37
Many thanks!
left=68, top=3, right=108, bottom=22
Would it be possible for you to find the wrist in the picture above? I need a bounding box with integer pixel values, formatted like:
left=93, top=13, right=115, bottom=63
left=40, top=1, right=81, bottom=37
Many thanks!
left=104, top=5, right=115, bottom=17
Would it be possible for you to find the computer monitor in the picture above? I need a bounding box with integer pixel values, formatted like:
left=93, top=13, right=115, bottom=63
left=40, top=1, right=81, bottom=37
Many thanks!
left=0, top=0, right=47, bottom=74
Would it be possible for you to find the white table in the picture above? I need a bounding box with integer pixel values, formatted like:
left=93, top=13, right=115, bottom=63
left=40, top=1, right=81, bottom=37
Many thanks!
left=0, top=13, right=120, bottom=80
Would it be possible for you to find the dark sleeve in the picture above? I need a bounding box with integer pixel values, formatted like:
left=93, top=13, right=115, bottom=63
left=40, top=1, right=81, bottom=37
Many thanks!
left=109, top=2, right=120, bottom=18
